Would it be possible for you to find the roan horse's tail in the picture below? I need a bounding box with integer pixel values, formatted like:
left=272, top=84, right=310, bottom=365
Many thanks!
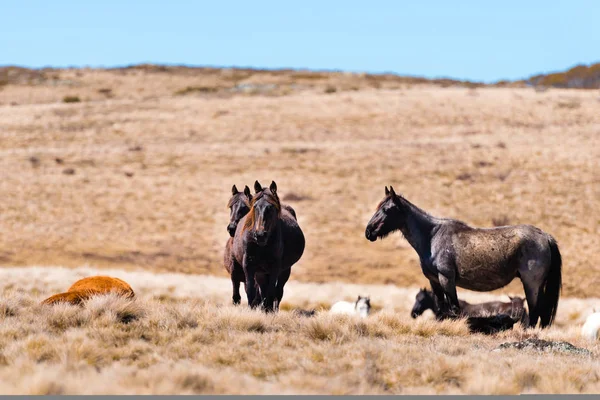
left=540, top=237, right=562, bottom=328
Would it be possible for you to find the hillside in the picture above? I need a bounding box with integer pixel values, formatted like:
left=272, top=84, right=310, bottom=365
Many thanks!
left=0, top=64, right=486, bottom=107
left=527, top=62, right=600, bottom=89
left=0, top=68, right=599, bottom=297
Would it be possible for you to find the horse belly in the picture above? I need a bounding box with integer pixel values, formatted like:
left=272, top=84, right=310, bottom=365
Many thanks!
left=454, top=233, right=520, bottom=291
left=281, top=222, right=305, bottom=267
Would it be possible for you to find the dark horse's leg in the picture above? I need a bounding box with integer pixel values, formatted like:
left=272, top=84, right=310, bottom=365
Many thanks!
left=231, top=275, right=241, bottom=305
left=274, top=267, right=291, bottom=311
left=231, top=261, right=244, bottom=305
left=243, top=255, right=258, bottom=308
left=261, top=271, right=279, bottom=313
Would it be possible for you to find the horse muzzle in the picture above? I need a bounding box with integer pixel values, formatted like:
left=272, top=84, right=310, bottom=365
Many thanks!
left=365, top=228, right=377, bottom=242
left=227, top=223, right=237, bottom=237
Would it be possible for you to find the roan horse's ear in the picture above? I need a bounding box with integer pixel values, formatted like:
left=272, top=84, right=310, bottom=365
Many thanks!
left=243, top=185, right=252, bottom=200
left=231, top=184, right=239, bottom=195
left=270, top=181, right=277, bottom=195
left=254, top=180, right=263, bottom=193
left=389, top=186, right=397, bottom=198
left=385, top=186, right=390, bottom=196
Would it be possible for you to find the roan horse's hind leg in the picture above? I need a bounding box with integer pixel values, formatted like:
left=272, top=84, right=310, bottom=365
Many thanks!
left=520, top=276, right=543, bottom=328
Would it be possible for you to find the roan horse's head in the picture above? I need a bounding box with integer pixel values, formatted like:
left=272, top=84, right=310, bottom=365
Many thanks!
left=411, top=288, right=435, bottom=318
left=227, top=185, right=253, bottom=237
left=365, top=186, right=403, bottom=242
left=243, top=180, right=281, bottom=247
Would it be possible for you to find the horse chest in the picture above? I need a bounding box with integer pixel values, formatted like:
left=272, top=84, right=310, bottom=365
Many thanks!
left=419, top=258, right=438, bottom=282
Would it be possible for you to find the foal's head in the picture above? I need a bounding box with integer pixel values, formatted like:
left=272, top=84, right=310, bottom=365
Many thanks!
left=243, top=180, right=281, bottom=246
left=227, top=184, right=252, bottom=237
left=355, top=295, right=371, bottom=318
left=365, top=186, right=404, bottom=242
left=411, top=288, right=435, bottom=318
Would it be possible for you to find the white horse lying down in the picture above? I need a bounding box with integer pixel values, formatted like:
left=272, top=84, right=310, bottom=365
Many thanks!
left=330, top=296, right=371, bottom=318
left=581, top=311, right=600, bottom=341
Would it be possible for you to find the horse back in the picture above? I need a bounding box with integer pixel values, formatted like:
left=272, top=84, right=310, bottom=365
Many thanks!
left=446, top=224, right=551, bottom=291
left=282, top=204, right=297, bottom=220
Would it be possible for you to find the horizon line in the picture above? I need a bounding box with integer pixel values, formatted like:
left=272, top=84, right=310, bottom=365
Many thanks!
left=2, top=60, right=598, bottom=85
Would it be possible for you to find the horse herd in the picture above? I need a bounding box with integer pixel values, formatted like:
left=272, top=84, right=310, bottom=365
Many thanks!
left=221, top=180, right=564, bottom=333
left=43, top=180, right=598, bottom=337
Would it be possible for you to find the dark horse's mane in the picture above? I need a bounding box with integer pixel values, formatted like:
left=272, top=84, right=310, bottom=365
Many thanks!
left=242, top=190, right=281, bottom=232
left=227, top=194, right=250, bottom=209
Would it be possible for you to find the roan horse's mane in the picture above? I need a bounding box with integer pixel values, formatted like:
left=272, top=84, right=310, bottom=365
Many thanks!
left=242, top=190, right=281, bottom=232
left=377, top=189, right=469, bottom=228
left=377, top=191, right=430, bottom=216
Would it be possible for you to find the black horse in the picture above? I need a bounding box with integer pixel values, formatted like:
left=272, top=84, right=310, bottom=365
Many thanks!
left=365, top=186, right=561, bottom=328
left=232, top=181, right=305, bottom=312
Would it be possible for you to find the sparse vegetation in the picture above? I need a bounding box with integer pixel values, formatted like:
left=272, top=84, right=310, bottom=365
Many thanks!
left=62, top=95, right=81, bottom=103
left=528, top=62, right=600, bottom=89
left=174, top=86, right=221, bottom=95
left=98, top=88, right=113, bottom=97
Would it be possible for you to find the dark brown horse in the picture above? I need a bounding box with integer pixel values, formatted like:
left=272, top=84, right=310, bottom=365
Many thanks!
left=365, top=186, right=562, bottom=328
left=410, top=288, right=529, bottom=325
left=223, top=184, right=252, bottom=305
left=232, top=180, right=305, bottom=312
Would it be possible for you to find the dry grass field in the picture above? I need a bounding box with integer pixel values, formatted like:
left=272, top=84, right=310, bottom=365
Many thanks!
left=0, top=66, right=599, bottom=394
left=0, top=266, right=599, bottom=395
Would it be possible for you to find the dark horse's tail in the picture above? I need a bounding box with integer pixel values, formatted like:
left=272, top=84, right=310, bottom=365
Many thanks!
left=540, top=237, right=562, bottom=328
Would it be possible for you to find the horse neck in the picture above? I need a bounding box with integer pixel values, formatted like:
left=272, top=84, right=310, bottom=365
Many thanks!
left=397, top=197, right=438, bottom=257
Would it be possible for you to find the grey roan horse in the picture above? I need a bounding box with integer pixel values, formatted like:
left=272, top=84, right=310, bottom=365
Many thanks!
left=365, top=186, right=562, bottom=328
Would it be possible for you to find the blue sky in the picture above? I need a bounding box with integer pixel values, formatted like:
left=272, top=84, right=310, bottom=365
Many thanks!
left=1, top=0, right=598, bottom=83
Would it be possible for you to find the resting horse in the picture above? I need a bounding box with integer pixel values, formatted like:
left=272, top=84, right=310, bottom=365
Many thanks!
left=232, top=181, right=305, bottom=312
left=410, top=288, right=529, bottom=325
left=365, top=186, right=562, bottom=328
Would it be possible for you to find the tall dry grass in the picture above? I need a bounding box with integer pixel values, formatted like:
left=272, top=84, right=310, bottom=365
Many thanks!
left=0, top=266, right=599, bottom=394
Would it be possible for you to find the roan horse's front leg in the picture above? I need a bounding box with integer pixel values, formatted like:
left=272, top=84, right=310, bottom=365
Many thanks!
left=429, top=281, right=450, bottom=320
left=438, top=270, right=461, bottom=318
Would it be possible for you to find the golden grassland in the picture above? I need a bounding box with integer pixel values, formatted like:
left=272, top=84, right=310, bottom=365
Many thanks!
left=0, top=67, right=598, bottom=297
left=0, top=66, right=599, bottom=394
left=0, top=266, right=599, bottom=395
